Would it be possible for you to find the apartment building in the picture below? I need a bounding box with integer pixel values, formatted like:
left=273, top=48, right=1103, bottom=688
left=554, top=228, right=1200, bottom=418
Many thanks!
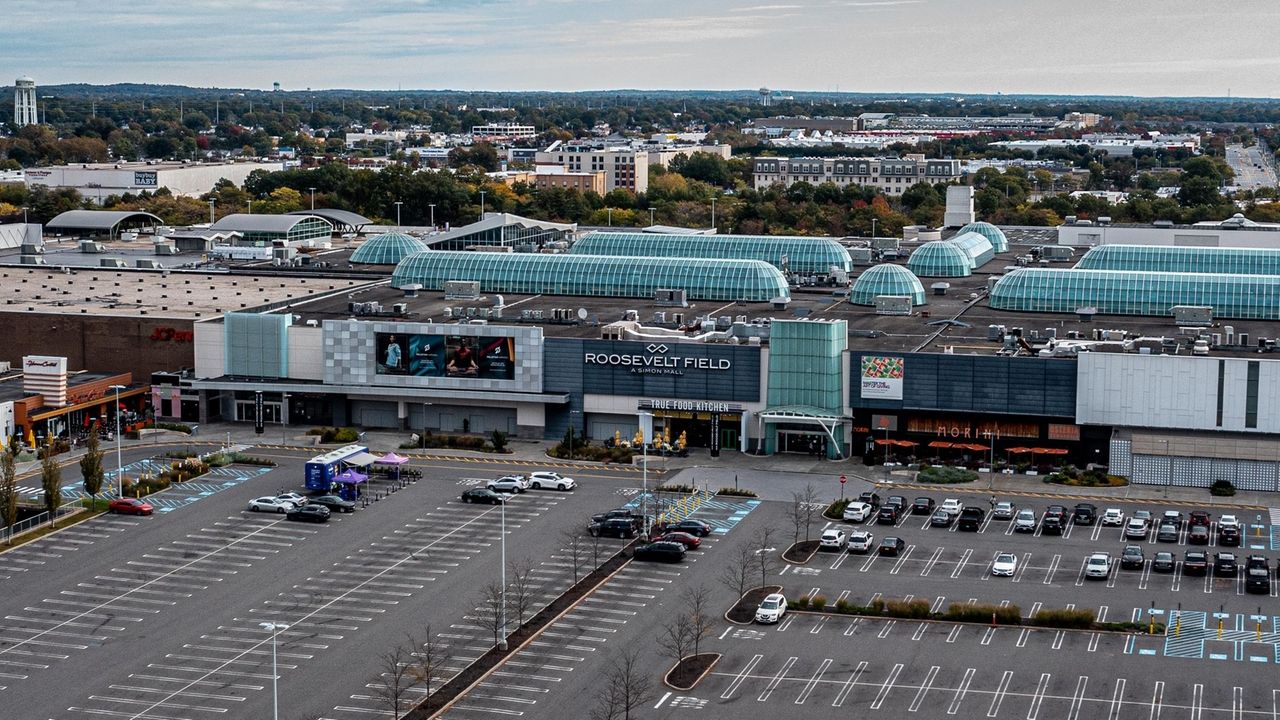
left=535, top=144, right=649, bottom=193
left=751, top=154, right=962, bottom=195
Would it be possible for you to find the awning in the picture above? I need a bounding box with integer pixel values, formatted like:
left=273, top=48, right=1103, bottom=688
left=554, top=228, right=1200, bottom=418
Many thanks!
left=1032, top=447, right=1069, bottom=455
left=344, top=452, right=379, bottom=467
left=928, top=441, right=955, bottom=449
left=1006, top=447, right=1033, bottom=454
left=377, top=452, right=410, bottom=465
left=336, top=469, right=368, bottom=484
left=961, top=443, right=990, bottom=452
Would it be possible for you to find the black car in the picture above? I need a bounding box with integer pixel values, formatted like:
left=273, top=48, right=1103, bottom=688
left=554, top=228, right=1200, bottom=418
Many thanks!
left=930, top=509, right=954, bottom=528
left=590, top=518, right=638, bottom=538
left=876, top=505, right=901, bottom=525
left=1072, top=503, right=1098, bottom=525
left=309, top=494, right=357, bottom=513
left=1184, top=551, right=1209, bottom=575
left=1156, top=523, right=1179, bottom=543
left=461, top=488, right=507, bottom=505
left=1219, top=526, right=1242, bottom=547
left=1152, top=552, right=1176, bottom=573
left=1120, top=545, right=1145, bottom=570
left=1041, top=515, right=1065, bottom=535
left=665, top=519, right=713, bottom=537
left=1214, top=552, right=1238, bottom=577
left=633, top=541, right=686, bottom=563
left=1246, top=556, right=1271, bottom=593
left=592, top=508, right=647, bottom=524
left=911, top=497, right=936, bottom=514
left=958, top=506, right=985, bottom=531
left=885, top=496, right=907, bottom=512
left=1187, top=525, right=1210, bottom=545
left=286, top=504, right=331, bottom=523
left=1161, top=510, right=1184, bottom=530
left=859, top=491, right=882, bottom=510
left=877, top=536, right=906, bottom=556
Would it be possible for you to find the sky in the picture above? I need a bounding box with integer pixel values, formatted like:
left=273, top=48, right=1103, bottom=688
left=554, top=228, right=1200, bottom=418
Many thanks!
left=3, top=0, right=1279, bottom=98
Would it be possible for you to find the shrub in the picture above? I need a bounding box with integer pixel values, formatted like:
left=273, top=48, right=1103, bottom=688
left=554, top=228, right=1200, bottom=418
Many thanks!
left=917, top=465, right=979, bottom=484
left=810, top=595, right=828, bottom=609
left=884, top=599, right=932, bottom=619
left=824, top=498, right=852, bottom=518
left=1210, top=480, right=1236, bottom=497
left=657, top=483, right=696, bottom=494
left=869, top=598, right=886, bottom=615
left=790, top=596, right=810, bottom=611
left=154, top=421, right=193, bottom=434
left=944, top=602, right=1022, bottom=625
left=717, top=487, right=758, bottom=497
left=834, top=598, right=853, bottom=614
left=490, top=430, right=509, bottom=453
left=1031, top=608, right=1095, bottom=629
left=312, top=427, right=360, bottom=443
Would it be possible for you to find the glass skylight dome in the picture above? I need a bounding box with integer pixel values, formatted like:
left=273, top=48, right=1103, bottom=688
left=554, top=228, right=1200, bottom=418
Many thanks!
left=849, top=264, right=926, bottom=306
left=350, top=232, right=428, bottom=265
left=957, top=221, right=1009, bottom=253
left=907, top=241, right=972, bottom=277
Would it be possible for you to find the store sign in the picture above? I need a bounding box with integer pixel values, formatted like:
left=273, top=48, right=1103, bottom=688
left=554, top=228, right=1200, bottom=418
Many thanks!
left=860, top=356, right=904, bottom=400
left=23, top=355, right=67, bottom=375
left=254, top=391, right=264, bottom=435
left=585, top=344, right=732, bottom=376
left=149, top=327, right=194, bottom=342
left=133, top=171, right=158, bottom=187
left=907, top=417, right=1039, bottom=440
left=640, top=399, right=743, bottom=413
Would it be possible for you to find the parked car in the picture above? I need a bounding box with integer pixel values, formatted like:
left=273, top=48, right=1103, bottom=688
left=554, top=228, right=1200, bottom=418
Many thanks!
left=940, top=498, right=963, bottom=516
left=1045, top=505, right=1068, bottom=523
left=1188, top=510, right=1212, bottom=527
left=657, top=532, right=701, bottom=550
left=664, top=519, right=713, bottom=537
left=876, top=505, right=901, bottom=525
left=842, top=502, right=874, bottom=523
left=1101, top=508, right=1125, bottom=526
left=847, top=530, right=875, bottom=553
left=885, top=496, right=907, bottom=513
left=1013, top=509, right=1038, bottom=533
left=1084, top=552, right=1112, bottom=579
left=930, top=509, right=955, bottom=528
left=590, top=518, right=638, bottom=538
left=1214, top=552, right=1238, bottom=577
left=1219, top=525, right=1242, bottom=547
left=859, top=491, right=882, bottom=509
left=276, top=492, right=309, bottom=507
left=1219, top=514, right=1240, bottom=530
left=592, top=508, right=647, bottom=525
left=633, top=541, right=686, bottom=563
left=108, top=498, right=153, bottom=516
left=1162, top=510, right=1184, bottom=530
left=1041, top=514, right=1065, bottom=535
left=1183, top=550, right=1209, bottom=575
left=248, top=496, right=297, bottom=513
left=1247, top=556, right=1271, bottom=593
left=309, top=494, right=357, bottom=512
left=755, top=593, right=787, bottom=624
left=991, top=552, right=1018, bottom=577
left=528, top=471, right=576, bottom=491
left=1187, top=525, right=1210, bottom=545
left=1152, top=552, right=1176, bottom=573
left=1120, top=545, right=1145, bottom=570
left=286, top=504, right=331, bottom=523
left=1156, top=522, right=1180, bottom=543
left=877, top=536, right=906, bottom=556
left=461, top=488, right=507, bottom=505
left=1132, top=509, right=1152, bottom=524
left=487, top=475, right=529, bottom=494
left=1073, top=503, right=1098, bottom=525
left=819, top=528, right=847, bottom=550
left=1124, top=518, right=1150, bottom=540
left=958, top=506, right=985, bottom=531
left=911, top=497, right=936, bottom=514
left=992, top=501, right=1015, bottom=520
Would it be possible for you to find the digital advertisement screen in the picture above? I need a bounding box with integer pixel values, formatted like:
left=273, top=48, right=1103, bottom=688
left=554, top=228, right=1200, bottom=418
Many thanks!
left=375, top=333, right=515, bottom=380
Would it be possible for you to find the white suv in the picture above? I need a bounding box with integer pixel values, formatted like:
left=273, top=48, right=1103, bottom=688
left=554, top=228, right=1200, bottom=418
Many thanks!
left=847, top=530, right=874, bottom=553
left=1085, top=552, right=1112, bottom=579
left=819, top=528, right=847, bottom=550
left=487, top=475, right=529, bottom=493
left=528, top=471, right=576, bottom=491
left=1101, top=508, right=1125, bottom=526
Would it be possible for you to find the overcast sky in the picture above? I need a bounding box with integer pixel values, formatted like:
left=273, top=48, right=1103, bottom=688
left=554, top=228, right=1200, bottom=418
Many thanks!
left=3, top=0, right=1278, bottom=97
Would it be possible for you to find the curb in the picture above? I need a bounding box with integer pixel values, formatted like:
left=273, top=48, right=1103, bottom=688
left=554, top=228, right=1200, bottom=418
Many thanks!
left=0, top=506, right=91, bottom=556
left=781, top=607, right=1164, bottom=636
left=783, top=541, right=820, bottom=565
left=663, top=653, right=721, bottom=691
left=723, top=585, right=783, bottom=626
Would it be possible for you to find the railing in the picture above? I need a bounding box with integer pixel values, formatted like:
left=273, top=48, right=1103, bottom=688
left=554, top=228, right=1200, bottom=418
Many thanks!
left=2, top=505, right=81, bottom=545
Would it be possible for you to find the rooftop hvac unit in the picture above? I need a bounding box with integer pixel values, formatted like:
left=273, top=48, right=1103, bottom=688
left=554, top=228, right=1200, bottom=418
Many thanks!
left=847, top=248, right=873, bottom=264
left=873, top=295, right=913, bottom=316
left=520, top=310, right=532, bottom=320
left=654, top=311, right=667, bottom=324
left=79, top=240, right=105, bottom=253
left=624, top=309, right=639, bottom=321
left=443, top=307, right=454, bottom=318
left=987, top=324, right=1006, bottom=341
left=672, top=312, right=684, bottom=325
left=392, top=303, right=407, bottom=315
left=1172, top=305, right=1213, bottom=326
left=1224, top=325, right=1235, bottom=345
left=135, top=259, right=161, bottom=269
left=155, top=244, right=179, bottom=255
left=654, top=288, right=688, bottom=307
left=532, top=310, right=544, bottom=320
left=1239, top=332, right=1249, bottom=347
left=20, top=243, right=43, bottom=254
left=99, top=258, right=128, bottom=268
left=931, top=282, right=950, bottom=296
left=19, top=255, right=47, bottom=265
left=444, top=281, right=481, bottom=300
left=272, top=246, right=297, bottom=261
left=1075, top=307, right=1097, bottom=322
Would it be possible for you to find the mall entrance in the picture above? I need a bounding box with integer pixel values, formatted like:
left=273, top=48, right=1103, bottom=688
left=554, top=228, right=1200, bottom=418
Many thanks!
left=777, top=429, right=829, bottom=456
left=653, top=411, right=741, bottom=452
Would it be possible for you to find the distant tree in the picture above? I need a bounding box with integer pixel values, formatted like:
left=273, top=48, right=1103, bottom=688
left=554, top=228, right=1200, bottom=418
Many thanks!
left=471, top=582, right=507, bottom=648
left=561, top=526, right=588, bottom=584
left=590, top=648, right=652, bottom=720
left=752, top=525, right=779, bottom=589
left=719, top=541, right=755, bottom=599
left=40, top=436, right=62, bottom=525
left=369, top=642, right=415, bottom=719
left=685, top=584, right=714, bottom=658
left=506, top=556, right=536, bottom=627
left=407, top=626, right=450, bottom=699
left=1, top=450, right=17, bottom=541
left=79, top=427, right=105, bottom=510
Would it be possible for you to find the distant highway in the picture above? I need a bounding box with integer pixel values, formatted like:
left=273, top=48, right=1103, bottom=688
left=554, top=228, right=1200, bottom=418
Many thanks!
left=1225, top=142, right=1278, bottom=190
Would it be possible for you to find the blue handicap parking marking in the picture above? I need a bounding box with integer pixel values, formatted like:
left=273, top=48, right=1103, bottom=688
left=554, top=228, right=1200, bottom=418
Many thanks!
left=1209, top=653, right=1229, bottom=660
left=1138, top=649, right=1158, bottom=656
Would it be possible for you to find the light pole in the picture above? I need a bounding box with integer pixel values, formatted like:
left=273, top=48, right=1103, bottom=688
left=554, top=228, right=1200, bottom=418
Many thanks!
left=22, top=206, right=28, bottom=224
left=479, top=190, right=487, bottom=220
left=428, top=203, right=436, bottom=229
left=498, top=497, right=507, bottom=650
left=109, top=384, right=125, bottom=496
left=208, top=198, right=216, bottom=225
left=639, top=411, right=653, bottom=537
left=247, top=199, right=252, bottom=215
left=394, top=201, right=403, bottom=228
left=259, top=621, right=289, bottom=720
left=280, top=393, right=289, bottom=445
left=308, top=187, right=316, bottom=210
left=871, top=217, right=878, bottom=240
left=648, top=207, right=655, bottom=226
left=983, top=429, right=996, bottom=489
left=710, top=197, right=717, bottom=230
left=607, top=207, right=612, bottom=227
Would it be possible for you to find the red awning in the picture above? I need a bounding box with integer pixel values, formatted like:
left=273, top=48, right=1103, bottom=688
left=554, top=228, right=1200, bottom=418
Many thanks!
left=928, top=441, right=955, bottom=449
left=1033, top=447, right=1069, bottom=455
left=1006, top=447, right=1033, bottom=454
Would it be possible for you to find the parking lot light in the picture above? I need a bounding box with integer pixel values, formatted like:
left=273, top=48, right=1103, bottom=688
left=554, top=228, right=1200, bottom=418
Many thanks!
left=259, top=621, right=289, bottom=720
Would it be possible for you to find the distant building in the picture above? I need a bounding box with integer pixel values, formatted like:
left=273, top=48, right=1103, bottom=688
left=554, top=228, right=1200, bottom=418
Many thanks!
left=471, top=123, right=537, bottom=141
left=992, top=133, right=1201, bottom=157
left=13, top=76, right=36, bottom=127
left=534, top=166, right=607, bottom=195
left=751, top=154, right=962, bottom=196
left=25, top=161, right=285, bottom=204
left=535, top=144, right=649, bottom=194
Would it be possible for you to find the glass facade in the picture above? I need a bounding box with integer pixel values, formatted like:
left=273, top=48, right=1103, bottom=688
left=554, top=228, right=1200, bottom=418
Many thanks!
left=1075, top=244, right=1280, bottom=275
left=947, top=231, right=996, bottom=268
left=849, top=264, right=927, bottom=306
left=907, top=241, right=972, bottom=277
left=224, top=313, right=289, bottom=378
left=391, top=251, right=791, bottom=301
left=570, top=232, right=852, bottom=274
left=990, top=268, right=1280, bottom=319
left=350, top=232, right=427, bottom=265
left=958, top=222, right=1009, bottom=253
left=433, top=224, right=575, bottom=251
left=767, top=320, right=847, bottom=411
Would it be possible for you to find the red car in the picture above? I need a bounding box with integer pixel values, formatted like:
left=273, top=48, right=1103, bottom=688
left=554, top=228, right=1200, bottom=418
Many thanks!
left=108, top=498, right=153, bottom=516
left=656, top=531, right=701, bottom=549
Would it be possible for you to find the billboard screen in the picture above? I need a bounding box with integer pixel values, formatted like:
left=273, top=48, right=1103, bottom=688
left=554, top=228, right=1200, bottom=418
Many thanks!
left=375, top=333, right=515, bottom=380
left=860, top=355, right=904, bottom=400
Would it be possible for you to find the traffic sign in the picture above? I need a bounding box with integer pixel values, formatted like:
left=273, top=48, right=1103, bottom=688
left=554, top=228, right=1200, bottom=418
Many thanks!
left=839, top=474, right=847, bottom=484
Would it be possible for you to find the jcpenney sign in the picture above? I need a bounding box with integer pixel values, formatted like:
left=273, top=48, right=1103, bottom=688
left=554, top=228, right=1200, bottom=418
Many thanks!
left=584, top=344, right=731, bottom=376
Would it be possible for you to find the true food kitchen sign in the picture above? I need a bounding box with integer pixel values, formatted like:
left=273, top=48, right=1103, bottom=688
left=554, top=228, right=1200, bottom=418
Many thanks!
left=584, top=343, right=732, bottom=376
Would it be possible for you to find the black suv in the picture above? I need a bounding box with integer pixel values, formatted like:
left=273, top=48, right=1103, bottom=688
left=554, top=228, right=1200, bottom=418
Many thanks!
left=589, top=518, right=638, bottom=538
left=1246, top=556, right=1271, bottom=594
left=1120, top=545, right=1145, bottom=570
left=876, top=505, right=901, bottom=525
left=1183, top=550, right=1209, bottom=576
left=858, top=492, right=882, bottom=510
left=592, top=508, right=647, bottom=525
left=1218, top=525, right=1242, bottom=547
left=1072, top=503, right=1098, bottom=526
left=911, top=497, right=936, bottom=514
left=958, top=506, right=985, bottom=531
left=1214, top=552, right=1238, bottom=577
left=1041, top=514, right=1065, bottom=535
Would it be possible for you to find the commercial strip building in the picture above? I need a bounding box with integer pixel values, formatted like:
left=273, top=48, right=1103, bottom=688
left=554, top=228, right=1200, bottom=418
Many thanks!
left=751, top=154, right=963, bottom=195
left=1056, top=215, right=1280, bottom=248
left=0, top=355, right=148, bottom=449
left=991, top=133, right=1201, bottom=157
left=24, top=160, right=285, bottom=203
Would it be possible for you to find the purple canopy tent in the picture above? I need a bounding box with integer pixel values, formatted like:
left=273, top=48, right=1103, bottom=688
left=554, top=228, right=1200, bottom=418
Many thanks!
left=376, top=452, right=410, bottom=481
left=335, top=469, right=368, bottom=501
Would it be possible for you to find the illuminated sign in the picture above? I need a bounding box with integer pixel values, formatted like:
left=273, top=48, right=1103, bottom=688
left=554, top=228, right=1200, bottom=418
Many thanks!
left=376, top=332, right=515, bottom=380
left=149, top=327, right=194, bottom=342
left=585, top=344, right=732, bottom=376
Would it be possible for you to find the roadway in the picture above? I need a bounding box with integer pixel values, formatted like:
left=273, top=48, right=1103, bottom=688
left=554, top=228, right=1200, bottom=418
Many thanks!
left=1226, top=143, right=1278, bottom=191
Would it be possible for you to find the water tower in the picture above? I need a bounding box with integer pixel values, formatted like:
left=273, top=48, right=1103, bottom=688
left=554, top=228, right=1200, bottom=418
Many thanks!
left=758, top=87, right=772, bottom=107
left=14, top=76, right=37, bottom=127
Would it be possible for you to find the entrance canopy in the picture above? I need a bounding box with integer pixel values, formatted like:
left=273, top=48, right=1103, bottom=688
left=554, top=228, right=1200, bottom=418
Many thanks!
left=759, top=405, right=849, bottom=459
left=344, top=451, right=379, bottom=467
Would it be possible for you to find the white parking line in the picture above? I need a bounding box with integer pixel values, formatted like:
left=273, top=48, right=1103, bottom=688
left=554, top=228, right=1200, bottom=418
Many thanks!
left=870, top=663, right=902, bottom=710
left=1067, top=675, right=1089, bottom=720
left=757, top=656, right=796, bottom=702
left=909, top=665, right=939, bottom=712
left=721, top=654, right=761, bottom=699
left=987, top=670, right=1013, bottom=717
left=1150, top=680, right=1164, bottom=720
left=1027, top=672, right=1052, bottom=720
left=795, top=658, right=831, bottom=704
left=948, top=667, right=975, bottom=715
left=832, top=661, right=867, bottom=707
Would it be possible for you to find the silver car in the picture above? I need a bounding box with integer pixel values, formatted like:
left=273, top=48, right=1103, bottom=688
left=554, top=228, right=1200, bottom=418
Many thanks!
left=1013, top=508, right=1037, bottom=532
left=993, top=501, right=1016, bottom=520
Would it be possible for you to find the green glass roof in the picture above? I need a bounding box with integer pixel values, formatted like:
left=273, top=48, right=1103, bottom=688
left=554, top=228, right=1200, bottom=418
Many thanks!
left=571, top=232, right=851, bottom=274
left=907, top=241, right=972, bottom=277
left=948, top=231, right=996, bottom=268
left=350, top=232, right=428, bottom=265
left=1076, top=244, right=1280, bottom=275
left=391, top=251, right=790, bottom=301
left=849, top=264, right=926, bottom=306
left=990, top=268, right=1280, bottom=319
left=958, top=221, right=1009, bottom=253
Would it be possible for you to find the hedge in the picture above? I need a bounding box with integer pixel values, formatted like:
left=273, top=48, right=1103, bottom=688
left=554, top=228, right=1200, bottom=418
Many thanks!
left=782, top=596, right=1153, bottom=633
left=917, top=465, right=978, bottom=484
left=717, top=487, right=758, bottom=498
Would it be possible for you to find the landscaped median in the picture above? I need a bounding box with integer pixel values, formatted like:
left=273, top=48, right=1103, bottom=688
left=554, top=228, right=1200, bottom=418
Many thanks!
left=785, top=596, right=1164, bottom=634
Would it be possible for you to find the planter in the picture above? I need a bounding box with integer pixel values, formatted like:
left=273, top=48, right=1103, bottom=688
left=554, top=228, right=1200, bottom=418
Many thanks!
left=665, top=653, right=720, bottom=691
left=783, top=540, right=820, bottom=564
left=725, top=585, right=783, bottom=625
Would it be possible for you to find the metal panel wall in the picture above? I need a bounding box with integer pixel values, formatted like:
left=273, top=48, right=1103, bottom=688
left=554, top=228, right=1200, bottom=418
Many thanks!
left=849, top=351, right=1076, bottom=417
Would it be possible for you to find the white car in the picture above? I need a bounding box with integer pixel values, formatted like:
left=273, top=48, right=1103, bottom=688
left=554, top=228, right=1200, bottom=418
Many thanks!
left=992, top=501, right=1016, bottom=520
left=842, top=501, right=873, bottom=523
left=1014, top=509, right=1038, bottom=532
left=940, top=498, right=963, bottom=516
left=991, top=552, right=1018, bottom=577
left=819, top=528, right=847, bottom=550
left=276, top=492, right=308, bottom=507
left=248, top=496, right=297, bottom=513
left=847, top=530, right=875, bottom=553
left=1101, top=508, right=1125, bottom=526
left=1085, top=552, right=1113, bottom=579
left=1219, top=514, right=1240, bottom=529
left=755, top=593, right=787, bottom=624
left=528, top=471, right=576, bottom=491
left=487, top=475, right=529, bottom=493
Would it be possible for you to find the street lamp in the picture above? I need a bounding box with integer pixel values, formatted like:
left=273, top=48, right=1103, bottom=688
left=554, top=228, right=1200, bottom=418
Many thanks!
left=871, top=217, right=878, bottom=240
left=499, top=495, right=507, bottom=650
left=109, top=384, right=126, bottom=497
left=479, top=190, right=487, bottom=220
left=259, top=621, right=289, bottom=720
left=280, top=393, right=289, bottom=445
left=710, top=197, right=717, bottom=230
left=208, top=198, right=216, bottom=225
left=394, top=201, right=403, bottom=228
left=428, top=203, right=436, bottom=229
left=639, top=411, right=654, bottom=537
left=308, top=187, right=316, bottom=210
left=648, top=207, right=655, bottom=226
left=247, top=199, right=252, bottom=215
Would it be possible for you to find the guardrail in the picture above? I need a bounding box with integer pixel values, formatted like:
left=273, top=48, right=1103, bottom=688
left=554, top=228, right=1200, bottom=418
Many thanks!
left=2, top=505, right=81, bottom=545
